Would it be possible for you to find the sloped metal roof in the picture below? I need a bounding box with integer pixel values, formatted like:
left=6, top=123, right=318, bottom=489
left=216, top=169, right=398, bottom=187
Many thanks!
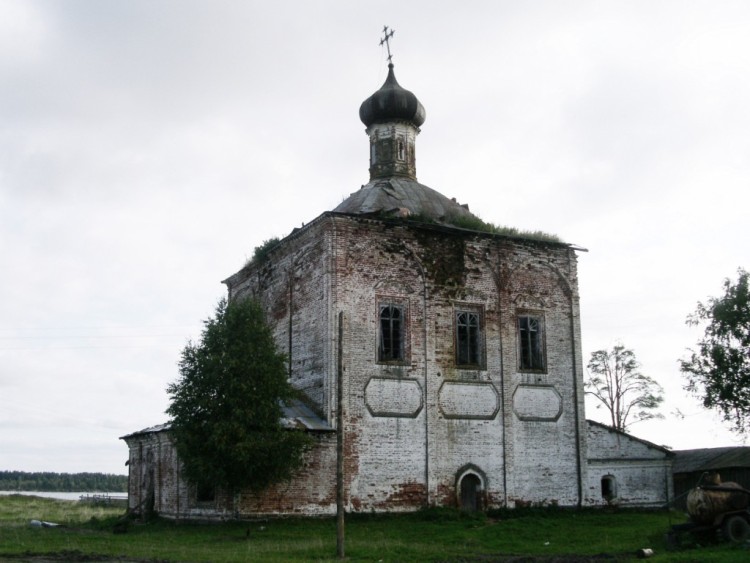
left=120, top=399, right=332, bottom=440
left=586, top=419, right=674, bottom=456
left=334, top=177, right=477, bottom=223
left=673, top=447, right=750, bottom=474
left=279, top=399, right=333, bottom=431
left=119, top=423, right=172, bottom=440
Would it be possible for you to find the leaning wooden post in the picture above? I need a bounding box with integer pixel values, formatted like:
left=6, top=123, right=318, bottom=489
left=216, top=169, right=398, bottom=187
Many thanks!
left=336, top=311, right=345, bottom=558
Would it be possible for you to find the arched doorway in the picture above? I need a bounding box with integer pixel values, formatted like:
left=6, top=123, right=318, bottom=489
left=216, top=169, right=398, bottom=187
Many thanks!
left=459, top=473, right=483, bottom=512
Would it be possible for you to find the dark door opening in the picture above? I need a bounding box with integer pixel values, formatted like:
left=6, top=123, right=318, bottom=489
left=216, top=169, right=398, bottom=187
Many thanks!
left=459, top=474, right=482, bottom=512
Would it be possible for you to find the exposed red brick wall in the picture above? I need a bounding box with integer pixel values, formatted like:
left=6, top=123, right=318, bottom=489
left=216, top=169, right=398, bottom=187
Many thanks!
left=126, top=212, right=589, bottom=517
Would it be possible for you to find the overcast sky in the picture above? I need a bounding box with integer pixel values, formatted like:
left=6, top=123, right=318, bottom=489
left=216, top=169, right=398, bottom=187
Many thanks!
left=1, top=0, right=748, bottom=476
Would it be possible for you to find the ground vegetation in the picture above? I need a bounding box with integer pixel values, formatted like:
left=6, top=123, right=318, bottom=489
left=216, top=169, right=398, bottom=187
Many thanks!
left=3, top=495, right=750, bottom=562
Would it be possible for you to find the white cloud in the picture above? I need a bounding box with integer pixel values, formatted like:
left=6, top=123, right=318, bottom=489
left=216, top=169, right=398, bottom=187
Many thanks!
left=1, top=0, right=748, bottom=474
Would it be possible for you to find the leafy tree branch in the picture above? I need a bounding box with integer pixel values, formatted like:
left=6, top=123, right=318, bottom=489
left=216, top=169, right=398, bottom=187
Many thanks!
left=680, top=268, right=750, bottom=433
left=166, top=298, right=311, bottom=497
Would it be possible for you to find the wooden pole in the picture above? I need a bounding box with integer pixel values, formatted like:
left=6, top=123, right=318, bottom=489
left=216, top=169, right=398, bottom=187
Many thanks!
left=336, top=311, right=345, bottom=558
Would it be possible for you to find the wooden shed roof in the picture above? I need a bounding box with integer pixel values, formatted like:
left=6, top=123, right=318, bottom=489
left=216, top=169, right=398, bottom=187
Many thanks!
left=672, top=447, right=750, bottom=474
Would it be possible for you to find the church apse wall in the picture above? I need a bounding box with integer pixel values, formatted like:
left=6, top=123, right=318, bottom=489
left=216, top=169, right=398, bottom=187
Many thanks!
left=124, top=427, right=339, bottom=519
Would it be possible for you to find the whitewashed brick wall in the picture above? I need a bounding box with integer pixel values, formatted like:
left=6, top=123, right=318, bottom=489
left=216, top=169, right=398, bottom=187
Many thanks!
left=124, top=212, right=592, bottom=517
left=585, top=420, right=673, bottom=507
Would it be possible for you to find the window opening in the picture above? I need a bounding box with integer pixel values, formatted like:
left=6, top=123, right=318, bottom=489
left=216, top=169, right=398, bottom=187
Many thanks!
left=518, top=315, right=544, bottom=370
left=379, top=304, right=404, bottom=362
left=397, top=139, right=405, bottom=160
left=196, top=481, right=215, bottom=503
left=456, top=311, right=481, bottom=366
left=601, top=475, right=617, bottom=502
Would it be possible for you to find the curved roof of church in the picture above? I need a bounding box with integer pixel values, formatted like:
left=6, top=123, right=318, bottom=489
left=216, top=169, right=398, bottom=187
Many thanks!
left=359, top=63, right=426, bottom=128
left=334, top=177, right=477, bottom=223
left=338, top=63, right=481, bottom=224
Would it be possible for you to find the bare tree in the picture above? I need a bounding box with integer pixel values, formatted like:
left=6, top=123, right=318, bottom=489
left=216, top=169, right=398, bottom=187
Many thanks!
left=585, top=344, right=664, bottom=431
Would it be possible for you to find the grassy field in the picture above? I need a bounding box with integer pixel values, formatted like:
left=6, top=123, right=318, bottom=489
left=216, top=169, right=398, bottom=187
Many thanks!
left=1, top=495, right=748, bottom=562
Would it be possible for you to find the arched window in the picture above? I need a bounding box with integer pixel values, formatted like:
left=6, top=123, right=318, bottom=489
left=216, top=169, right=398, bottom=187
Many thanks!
left=456, top=310, right=482, bottom=367
left=398, top=139, right=405, bottom=160
left=378, top=303, right=404, bottom=362
left=518, top=314, right=545, bottom=371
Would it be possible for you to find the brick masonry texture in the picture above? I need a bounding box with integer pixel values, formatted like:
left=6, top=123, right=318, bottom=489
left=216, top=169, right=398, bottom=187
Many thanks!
left=120, top=60, right=673, bottom=518
left=585, top=420, right=673, bottom=508
left=124, top=212, right=621, bottom=518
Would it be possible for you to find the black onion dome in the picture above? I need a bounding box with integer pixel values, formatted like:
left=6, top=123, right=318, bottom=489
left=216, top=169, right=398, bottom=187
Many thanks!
left=359, top=64, right=426, bottom=128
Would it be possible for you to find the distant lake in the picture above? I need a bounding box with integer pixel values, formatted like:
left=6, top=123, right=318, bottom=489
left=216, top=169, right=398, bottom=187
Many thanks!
left=0, top=491, right=126, bottom=501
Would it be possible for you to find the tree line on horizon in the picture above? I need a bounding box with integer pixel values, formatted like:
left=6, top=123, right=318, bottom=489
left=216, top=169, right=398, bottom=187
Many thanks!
left=0, top=471, right=127, bottom=492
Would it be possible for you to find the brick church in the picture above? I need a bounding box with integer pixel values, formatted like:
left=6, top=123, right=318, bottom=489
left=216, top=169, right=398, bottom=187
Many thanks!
left=122, top=52, right=673, bottom=518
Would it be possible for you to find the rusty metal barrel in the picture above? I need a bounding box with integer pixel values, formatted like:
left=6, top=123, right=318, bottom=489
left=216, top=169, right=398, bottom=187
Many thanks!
left=686, top=482, right=750, bottom=525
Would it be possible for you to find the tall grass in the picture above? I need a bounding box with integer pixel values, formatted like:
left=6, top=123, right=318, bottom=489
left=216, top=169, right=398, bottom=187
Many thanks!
left=0, top=494, right=123, bottom=526
left=1, top=496, right=749, bottom=562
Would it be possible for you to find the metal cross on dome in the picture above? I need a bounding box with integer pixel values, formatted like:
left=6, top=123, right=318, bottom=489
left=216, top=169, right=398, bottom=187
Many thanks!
left=379, top=25, right=395, bottom=63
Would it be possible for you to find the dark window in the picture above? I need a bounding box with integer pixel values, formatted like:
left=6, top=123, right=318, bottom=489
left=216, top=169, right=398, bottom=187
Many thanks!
left=196, top=481, right=215, bottom=503
left=379, top=304, right=404, bottom=362
left=456, top=311, right=481, bottom=366
left=518, top=315, right=544, bottom=370
left=601, top=475, right=617, bottom=501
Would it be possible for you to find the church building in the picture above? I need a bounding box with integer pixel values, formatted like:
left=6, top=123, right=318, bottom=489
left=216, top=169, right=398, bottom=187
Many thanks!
left=122, top=51, right=671, bottom=518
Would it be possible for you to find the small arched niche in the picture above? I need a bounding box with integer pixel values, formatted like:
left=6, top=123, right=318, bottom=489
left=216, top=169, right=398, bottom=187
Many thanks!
left=601, top=474, right=617, bottom=503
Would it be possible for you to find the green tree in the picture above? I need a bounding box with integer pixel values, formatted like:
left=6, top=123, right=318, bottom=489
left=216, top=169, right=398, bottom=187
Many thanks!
left=585, top=344, right=664, bottom=431
left=166, top=298, right=311, bottom=496
left=680, top=268, right=750, bottom=433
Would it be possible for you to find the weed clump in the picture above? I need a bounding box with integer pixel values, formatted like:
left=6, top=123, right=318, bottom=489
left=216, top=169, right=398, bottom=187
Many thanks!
left=416, top=506, right=486, bottom=523
left=406, top=212, right=562, bottom=243
left=246, top=237, right=281, bottom=267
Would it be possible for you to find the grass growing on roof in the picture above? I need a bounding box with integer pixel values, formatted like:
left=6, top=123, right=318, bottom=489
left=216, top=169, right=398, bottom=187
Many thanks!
left=405, top=211, right=562, bottom=242
left=242, top=211, right=561, bottom=273
left=442, top=213, right=563, bottom=242
left=244, top=237, right=281, bottom=268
